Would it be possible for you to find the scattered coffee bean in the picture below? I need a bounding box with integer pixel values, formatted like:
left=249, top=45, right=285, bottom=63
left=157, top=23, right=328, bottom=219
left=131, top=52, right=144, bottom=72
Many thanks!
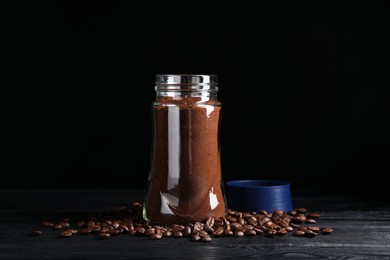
left=98, top=232, right=110, bottom=239
left=35, top=202, right=334, bottom=242
left=233, top=230, right=244, bottom=237
left=191, top=234, right=201, bottom=241
left=308, top=212, right=321, bottom=219
left=173, top=231, right=183, bottom=238
left=60, top=230, right=73, bottom=237
left=32, top=230, right=42, bottom=236
left=42, top=221, right=54, bottom=227
left=199, top=234, right=212, bottom=242
left=266, top=229, right=277, bottom=237
left=322, top=228, right=333, bottom=234
left=150, top=233, right=162, bottom=239
left=53, top=224, right=62, bottom=230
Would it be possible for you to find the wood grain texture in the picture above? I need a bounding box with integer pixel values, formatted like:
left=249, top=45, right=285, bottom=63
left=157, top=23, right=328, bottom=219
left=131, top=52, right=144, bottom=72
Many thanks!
left=1, top=190, right=389, bottom=259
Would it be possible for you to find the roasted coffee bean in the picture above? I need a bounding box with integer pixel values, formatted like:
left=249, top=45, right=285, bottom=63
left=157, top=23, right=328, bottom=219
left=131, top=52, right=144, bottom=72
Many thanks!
left=273, top=210, right=284, bottom=217
left=285, top=226, right=293, bottom=232
left=322, top=228, right=333, bottom=234
left=60, top=230, right=73, bottom=237
left=199, top=234, right=212, bottom=242
left=290, top=223, right=300, bottom=228
left=230, top=223, right=243, bottom=231
left=291, top=216, right=304, bottom=224
left=98, top=232, right=110, bottom=239
left=264, top=221, right=273, bottom=227
left=42, top=221, right=54, bottom=227
left=100, top=227, right=109, bottom=233
left=203, top=225, right=214, bottom=233
left=253, top=227, right=264, bottom=235
left=258, top=210, right=268, bottom=215
left=109, top=229, right=120, bottom=235
left=183, top=226, right=192, bottom=236
left=297, top=208, right=307, bottom=214
left=135, top=227, right=145, bottom=235
left=80, top=228, right=91, bottom=234
left=53, top=224, right=62, bottom=230
left=163, top=231, right=172, bottom=237
left=306, top=218, right=316, bottom=224
left=212, top=227, right=224, bottom=236
left=277, top=229, right=288, bottom=236
left=298, top=226, right=308, bottom=231
left=191, top=234, right=201, bottom=241
left=77, top=221, right=86, bottom=228
left=206, top=217, right=215, bottom=228
left=305, top=230, right=318, bottom=238
left=308, top=226, right=320, bottom=233
left=233, top=230, right=244, bottom=237
left=288, top=210, right=297, bottom=216
left=32, top=230, right=42, bottom=236
left=199, top=230, right=208, bottom=236
left=266, top=229, right=277, bottom=237
left=144, top=228, right=155, bottom=236
left=150, top=233, right=162, bottom=239
left=244, top=229, right=257, bottom=236
left=226, top=216, right=237, bottom=222
left=308, top=212, right=321, bottom=219
left=293, top=230, right=305, bottom=237
left=237, top=218, right=245, bottom=225
left=173, top=231, right=183, bottom=238
left=59, top=222, right=70, bottom=228
left=224, top=229, right=233, bottom=236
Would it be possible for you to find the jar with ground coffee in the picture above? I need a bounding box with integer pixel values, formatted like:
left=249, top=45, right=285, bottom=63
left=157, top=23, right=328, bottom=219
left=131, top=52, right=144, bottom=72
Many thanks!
left=143, top=74, right=227, bottom=225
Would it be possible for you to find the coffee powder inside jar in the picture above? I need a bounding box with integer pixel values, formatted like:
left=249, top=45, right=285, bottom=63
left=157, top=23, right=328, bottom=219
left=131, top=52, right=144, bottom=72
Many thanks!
left=143, top=75, right=227, bottom=225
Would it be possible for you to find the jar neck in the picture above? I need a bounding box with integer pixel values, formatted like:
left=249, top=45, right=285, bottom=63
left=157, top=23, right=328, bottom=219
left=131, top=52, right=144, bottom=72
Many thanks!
left=156, top=91, right=217, bottom=99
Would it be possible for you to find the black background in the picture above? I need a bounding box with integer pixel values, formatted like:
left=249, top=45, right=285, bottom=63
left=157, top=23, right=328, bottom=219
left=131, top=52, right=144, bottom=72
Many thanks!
left=6, top=2, right=389, bottom=197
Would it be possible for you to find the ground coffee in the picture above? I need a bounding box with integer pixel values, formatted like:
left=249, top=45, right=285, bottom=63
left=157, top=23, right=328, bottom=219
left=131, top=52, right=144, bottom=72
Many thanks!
left=143, top=95, right=226, bottom=225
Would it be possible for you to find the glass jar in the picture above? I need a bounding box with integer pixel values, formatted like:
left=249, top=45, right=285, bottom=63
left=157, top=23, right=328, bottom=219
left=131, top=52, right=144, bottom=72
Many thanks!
left=143, top=74, right=227, bottom=225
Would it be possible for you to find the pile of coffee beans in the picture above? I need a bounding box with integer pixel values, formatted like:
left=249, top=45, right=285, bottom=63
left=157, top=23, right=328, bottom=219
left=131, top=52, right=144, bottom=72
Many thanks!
left=32, top=202, right=333, bottom=242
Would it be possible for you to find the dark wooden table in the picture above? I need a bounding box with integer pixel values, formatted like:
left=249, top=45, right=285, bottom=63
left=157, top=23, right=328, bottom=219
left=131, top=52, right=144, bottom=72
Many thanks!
left=1, top=190, right=389, bottom=259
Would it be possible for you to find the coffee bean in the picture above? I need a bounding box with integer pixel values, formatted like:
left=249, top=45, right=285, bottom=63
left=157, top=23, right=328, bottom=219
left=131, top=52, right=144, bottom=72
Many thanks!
left=81, top=228, right=91, bottom=234
left=199, top=230, right=208, bottom=236
left=290, top=223, right=300, bottom=228
left=42, top=221, right=54, bottom=227
left=59, top=222, right=70, bottom=228
left=206, top=217, right=215, bottom=228
left=288, top=210, right=297, bottom=216
left=98, top=232, right=110, bottom=239
left=60, top=230, right=73, bottom=237
left=297, top=208, right=307, bottom=214
left=144, top=228, right=155, bottom=236
left=266, top=229, right=277, bottom=237
left=230, top=223, right=243, bottom=231
left=322, top=228, right=333, bottom=234
left=77, top=221, right=86, bottom=228
left=293, top=230, right=305, bottom=237
left=199, top=234, right=212, bottom=242
left=100, top=227, right=109, bottom=233
left=259, top=210, right=268, bottom=215
left=285, top=226, right=293, bottom=232
left=308, top=212, right=321, bottom=219
left=291, top=216, right=304, bottom=224
left=273, top=210, right=284, bottom=217
left=253, top=227, right=264, bottom=235
left=277, top=229, right=288, bottom=236
left=212, top=227, right=224, bottom=236
left=173, top=231, right=183, bottom=238
left=233, top=230, right=244, bottom=237
left=163, top=231, right=172, bottom=237
left=244, top=229, right=256, bottom=236
left=32, top=230, right=42, bottom=236
left=183, top=226, right=191, bottom=236
left=53, top=224, right=62, bottom=230
left=135, top=227, right=145, bottom=235
left=305, top=230, right=318, bottom=238
left=226, top=216, right=237, bottom=222
left=306, top=218, right=316, bottom=224
left=150, top=233, right=162, bottom=239
left=308, top=226, right=320, bottom=233
left=191, top=234, right=201, bottom=241
left=223, top=229, right=233, bottom=236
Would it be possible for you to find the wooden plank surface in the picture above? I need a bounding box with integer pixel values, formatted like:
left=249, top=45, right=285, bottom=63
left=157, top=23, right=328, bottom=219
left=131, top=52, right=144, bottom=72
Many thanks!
left=1, top=190, right=389, bottom=259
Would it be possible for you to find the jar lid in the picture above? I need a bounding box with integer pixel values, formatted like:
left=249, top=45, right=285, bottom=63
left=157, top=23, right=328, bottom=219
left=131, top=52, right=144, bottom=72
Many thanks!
left=225, top=180, right=294, bottom=213
left=155, top=74, right=218, bottom=92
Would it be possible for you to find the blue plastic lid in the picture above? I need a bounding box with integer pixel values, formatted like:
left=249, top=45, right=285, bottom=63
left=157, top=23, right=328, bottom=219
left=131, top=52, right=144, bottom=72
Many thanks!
left=225, top=180, right=294, bottom=213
